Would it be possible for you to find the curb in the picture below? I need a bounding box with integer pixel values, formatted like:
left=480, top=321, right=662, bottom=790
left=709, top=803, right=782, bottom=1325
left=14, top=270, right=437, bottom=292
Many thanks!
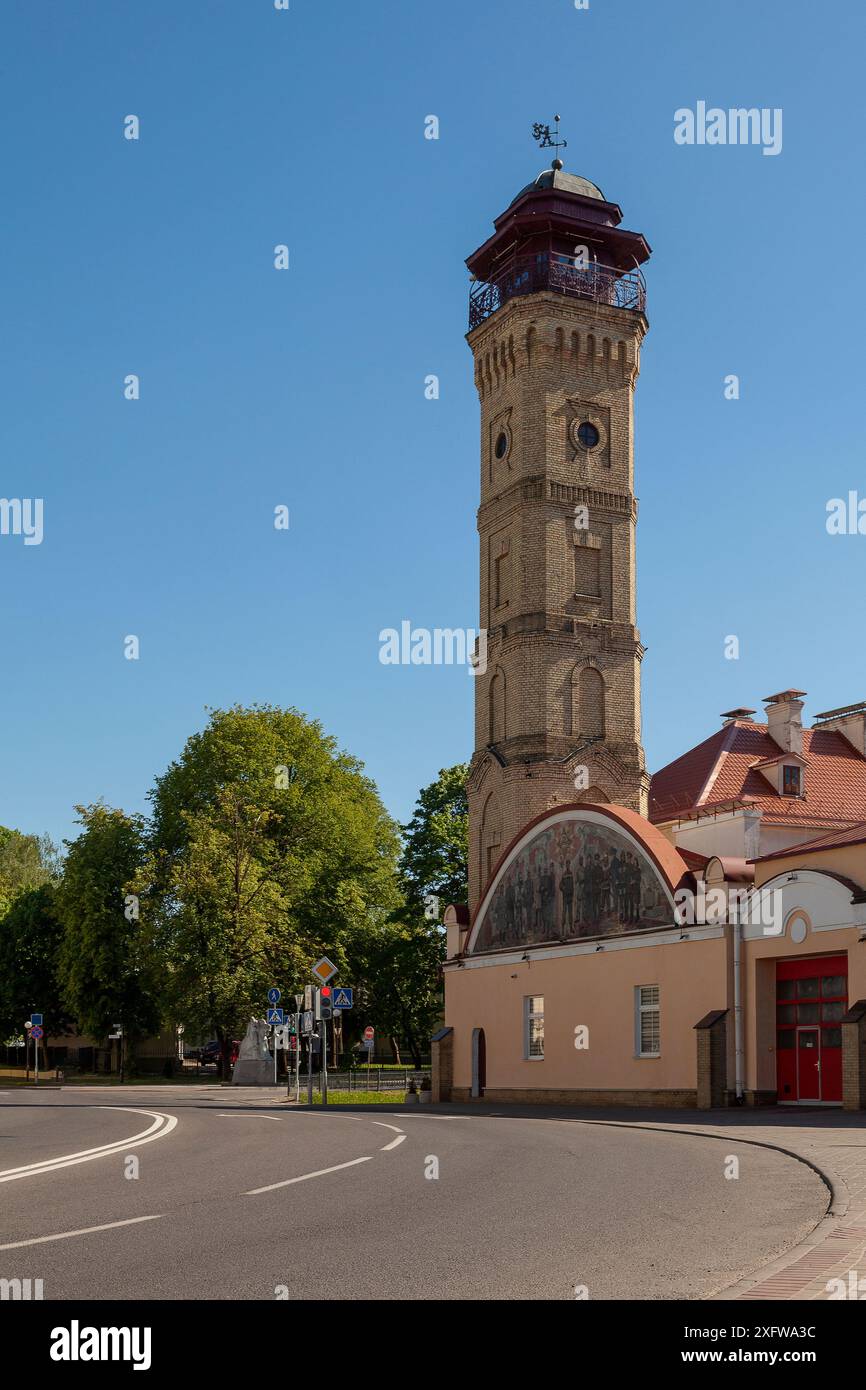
left=572, top=1116, right=846, bottom=1300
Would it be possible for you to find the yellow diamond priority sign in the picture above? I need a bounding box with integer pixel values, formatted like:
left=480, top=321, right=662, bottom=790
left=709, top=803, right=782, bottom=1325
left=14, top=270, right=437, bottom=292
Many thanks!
left=311, top=956, right=338, bottom=985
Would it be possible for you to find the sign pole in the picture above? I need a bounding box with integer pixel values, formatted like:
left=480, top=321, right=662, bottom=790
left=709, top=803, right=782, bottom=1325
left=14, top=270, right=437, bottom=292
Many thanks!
left=322, top=1019, right=328, bottom=1107
left=35, top=1031, right=39, bottom=1088
left=307, top=1032, right=313, bottom=1106
left=293, top=993, right=303, bottom=1104
left=273, top=1025, right=277, bottom=1086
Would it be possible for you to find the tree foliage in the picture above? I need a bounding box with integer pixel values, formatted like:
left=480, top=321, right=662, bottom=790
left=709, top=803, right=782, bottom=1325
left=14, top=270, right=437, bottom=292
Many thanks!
left=56, top=805, right=160, bottom=1042
left=342, top=765, right=468, bottom=1066
left=0, top=883, right=71, bottom=1043
left=139, top=706, right=402, bottom=1066
left=399, top=764, right=469, bottom=918
left=0, top=826, right=60, bottom=916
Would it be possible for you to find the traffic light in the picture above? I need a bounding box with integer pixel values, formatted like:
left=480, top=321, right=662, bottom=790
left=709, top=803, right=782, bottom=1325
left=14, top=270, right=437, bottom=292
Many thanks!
left=315, top=986, right=333, bottom=1021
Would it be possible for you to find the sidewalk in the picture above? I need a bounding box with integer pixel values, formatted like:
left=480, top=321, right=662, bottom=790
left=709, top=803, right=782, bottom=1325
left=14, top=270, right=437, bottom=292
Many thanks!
left=428, top=1101, right=866, bottom=1300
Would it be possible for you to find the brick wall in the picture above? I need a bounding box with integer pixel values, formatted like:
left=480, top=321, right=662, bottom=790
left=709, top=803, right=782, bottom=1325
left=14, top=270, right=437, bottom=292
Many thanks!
left=466, top=292, right=650, bottom=909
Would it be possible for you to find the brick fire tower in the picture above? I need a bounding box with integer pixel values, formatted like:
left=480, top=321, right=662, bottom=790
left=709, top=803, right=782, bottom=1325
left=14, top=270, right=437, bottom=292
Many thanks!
left=465, top=152, right=652, bottom=910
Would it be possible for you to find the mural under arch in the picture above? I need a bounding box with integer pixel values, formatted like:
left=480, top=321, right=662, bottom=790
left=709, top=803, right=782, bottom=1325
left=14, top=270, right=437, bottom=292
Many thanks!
left=472, top=812, right=675, bottom=952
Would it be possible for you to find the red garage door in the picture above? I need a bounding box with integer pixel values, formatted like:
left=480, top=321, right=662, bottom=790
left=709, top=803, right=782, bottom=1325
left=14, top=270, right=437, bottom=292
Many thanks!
left=776, top=955, right=847, bottom=1104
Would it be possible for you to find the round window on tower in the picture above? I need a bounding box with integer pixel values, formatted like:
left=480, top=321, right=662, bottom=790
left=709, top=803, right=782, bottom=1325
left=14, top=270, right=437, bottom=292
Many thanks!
left=494, top=431, right=510, bottom=460
left=576, top=421, right=600, bottom=449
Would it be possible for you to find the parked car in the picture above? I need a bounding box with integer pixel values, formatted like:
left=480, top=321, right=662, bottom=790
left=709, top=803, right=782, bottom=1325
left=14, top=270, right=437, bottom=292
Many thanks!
left=199, top=1039, right=240, bottom=1068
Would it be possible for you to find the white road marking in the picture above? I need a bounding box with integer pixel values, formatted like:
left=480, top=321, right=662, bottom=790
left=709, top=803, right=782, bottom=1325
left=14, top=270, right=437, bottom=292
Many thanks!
left=0, top=1107, right=178, bottom=1183
left=216, top=1113, right=281, bottom=1120
left=372, top=1122, right=405, bottom=1134
left=0, top=1214, right=164, bottom=1251
left=381, top=1134, right=407, bottom=1151
left=245, top=1156, right=372, bottom=1195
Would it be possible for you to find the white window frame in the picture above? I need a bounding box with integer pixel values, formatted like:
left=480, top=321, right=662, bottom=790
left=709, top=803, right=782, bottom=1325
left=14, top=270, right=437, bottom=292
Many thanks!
left=635, top=984, right=660, bottom=1058
left=524, top=995, right=545, bottom=1061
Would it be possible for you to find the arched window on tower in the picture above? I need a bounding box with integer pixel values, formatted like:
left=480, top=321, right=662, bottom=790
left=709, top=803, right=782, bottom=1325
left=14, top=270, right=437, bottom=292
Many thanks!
left=480, top=793, right=502, bottom=894
left=489, top=667, right=506, bottom=743
left=574, top=784, right=610, bottom=805
left=576, top=665, right=605, bottom=739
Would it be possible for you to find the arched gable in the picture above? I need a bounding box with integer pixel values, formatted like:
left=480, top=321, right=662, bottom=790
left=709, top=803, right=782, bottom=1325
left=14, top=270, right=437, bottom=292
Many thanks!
left=467, top=803, right=692, bottom=953
left=744, top=868, right=860, bottom=941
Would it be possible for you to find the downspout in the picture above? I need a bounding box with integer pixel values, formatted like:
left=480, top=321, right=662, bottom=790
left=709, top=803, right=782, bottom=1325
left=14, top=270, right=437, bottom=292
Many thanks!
left=733, top=913, right=744, bottom=1103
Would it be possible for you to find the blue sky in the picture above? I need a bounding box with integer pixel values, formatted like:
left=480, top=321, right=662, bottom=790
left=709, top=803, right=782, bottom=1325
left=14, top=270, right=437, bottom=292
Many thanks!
left=2, top=0, right=864, bottom=849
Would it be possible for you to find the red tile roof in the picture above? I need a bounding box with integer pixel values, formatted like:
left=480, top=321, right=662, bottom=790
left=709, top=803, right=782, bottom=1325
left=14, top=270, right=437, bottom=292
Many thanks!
left=677, top=847, right=711, bottom=871
left=650, top=721, right=866, bottom=830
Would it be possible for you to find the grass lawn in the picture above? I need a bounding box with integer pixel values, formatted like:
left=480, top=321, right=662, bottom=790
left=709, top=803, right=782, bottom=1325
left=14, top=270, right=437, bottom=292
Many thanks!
left=303, top=1090, right=407, bottom=1105
left=347, top=1064, right=429, bottom=1072
left=0, top=1069, right=218, bottom=1087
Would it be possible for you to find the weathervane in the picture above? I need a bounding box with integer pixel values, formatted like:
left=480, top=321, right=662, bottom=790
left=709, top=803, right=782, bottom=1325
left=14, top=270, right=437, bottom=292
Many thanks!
left=532, top=115, right=568, bottom=162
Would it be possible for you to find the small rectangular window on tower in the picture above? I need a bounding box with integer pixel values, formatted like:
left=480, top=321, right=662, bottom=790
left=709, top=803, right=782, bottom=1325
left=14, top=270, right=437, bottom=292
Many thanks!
left=574, top=537, right=601, bottom=598
left=493, top=545, right=511, bottom=609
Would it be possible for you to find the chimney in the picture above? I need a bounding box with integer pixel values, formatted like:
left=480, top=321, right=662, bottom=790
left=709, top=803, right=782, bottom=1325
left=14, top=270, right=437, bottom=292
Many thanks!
left=813, top=701, right=866, bottom=757
left=720, top=707, right=756, bottom=724
left=763, top=689, right=806, bottom=755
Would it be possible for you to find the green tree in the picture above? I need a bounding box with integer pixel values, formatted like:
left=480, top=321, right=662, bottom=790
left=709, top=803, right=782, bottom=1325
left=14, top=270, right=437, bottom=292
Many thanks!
left=0, top=828, right=65, bottom=1067
left=399, top=764, right=469, bottom=919
left=0, top=883, right=71, bottom=1060
left=0, top=826, right=60, bottom=916
left=57, top=805, right=160, bottom=1050
left=347, top=918, right=445, bottom=1069
left=141, top=705, right=401, bottom=1076
left=343, top=766, right=468, bottom=1067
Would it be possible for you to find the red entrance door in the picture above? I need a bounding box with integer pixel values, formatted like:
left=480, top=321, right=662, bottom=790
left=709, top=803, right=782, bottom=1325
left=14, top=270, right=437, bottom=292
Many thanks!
left=776, top=955, right=847, bottom=1104
left=796, top=1029, right=820, bottom=1101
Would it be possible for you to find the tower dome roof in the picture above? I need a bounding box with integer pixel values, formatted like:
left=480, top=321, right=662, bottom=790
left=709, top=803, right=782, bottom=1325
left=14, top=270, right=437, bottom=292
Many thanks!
left=511, top=166, right=606, bottom=204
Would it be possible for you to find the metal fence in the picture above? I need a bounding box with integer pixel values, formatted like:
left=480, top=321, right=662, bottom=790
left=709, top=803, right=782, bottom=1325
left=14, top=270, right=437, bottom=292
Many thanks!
left=302, top=1069, right=426, bottom=1092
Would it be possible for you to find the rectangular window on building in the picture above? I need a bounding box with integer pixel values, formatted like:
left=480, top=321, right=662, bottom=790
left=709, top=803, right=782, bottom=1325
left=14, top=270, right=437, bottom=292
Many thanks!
left=524, top=995, right=544, bottom=1060
left=783, top=765, right=801, bottom=795
left=635, top=985, right=660, bottom=1057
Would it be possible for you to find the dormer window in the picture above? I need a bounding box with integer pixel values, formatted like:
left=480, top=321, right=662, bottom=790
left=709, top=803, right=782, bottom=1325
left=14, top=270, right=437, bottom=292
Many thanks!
left=783, top=765, right=801, bottom=796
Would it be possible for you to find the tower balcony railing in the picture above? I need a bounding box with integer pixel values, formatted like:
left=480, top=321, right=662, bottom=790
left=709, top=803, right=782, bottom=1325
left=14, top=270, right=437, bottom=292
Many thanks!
left=468, top=253, right=646, bottom=331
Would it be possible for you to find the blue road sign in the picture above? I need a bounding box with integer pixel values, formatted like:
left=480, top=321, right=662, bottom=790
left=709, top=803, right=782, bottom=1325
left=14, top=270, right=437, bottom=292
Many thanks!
left=267, top=987, right=281, bottom=1005
left=332, top=988, right=353, bottom=1010
left=30, top=1025, right=44, bottom=1040
left=266, top=1007, right=285, bottom=1025
left=31, top=1013, right=43, bottom=1026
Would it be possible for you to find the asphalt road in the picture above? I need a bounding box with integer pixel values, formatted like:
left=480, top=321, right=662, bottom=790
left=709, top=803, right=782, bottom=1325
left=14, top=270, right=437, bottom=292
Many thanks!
left=0, top=1086, right=828, bottom=1301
